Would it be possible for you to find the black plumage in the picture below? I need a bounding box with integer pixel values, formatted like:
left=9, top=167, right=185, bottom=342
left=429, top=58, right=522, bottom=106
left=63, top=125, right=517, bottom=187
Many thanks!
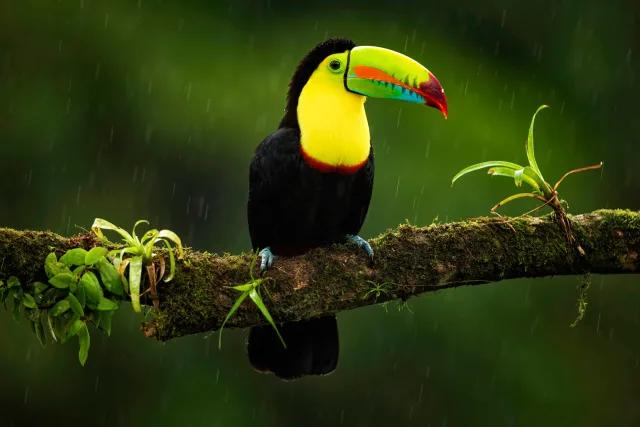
left=248, top=128, right=374, bottom=255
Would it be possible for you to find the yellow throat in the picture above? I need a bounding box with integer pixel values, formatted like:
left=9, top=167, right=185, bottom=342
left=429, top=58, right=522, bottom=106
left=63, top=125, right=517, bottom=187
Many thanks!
left=297, top=66, right=370, bottom=171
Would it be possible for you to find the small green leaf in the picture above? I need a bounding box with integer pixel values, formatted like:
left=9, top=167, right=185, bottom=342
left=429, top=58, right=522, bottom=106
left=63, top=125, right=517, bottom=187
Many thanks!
left=96, top=311, right=113, bottom=336
left=129, top=256, right=143, bottom=312
left=91, top=218, right=134, bottom=244
left=49, top=273, right=76, bottom=289
left=50, top=299, right=71, bottom=317
left=60, top=248, right=89, bottom=266
left=160, top=239, right=176, bottom=282
left=143, top=237, right=155, bottom=260
left=452, top=161, right=524, bottom=186
left=96, top=258, right=124, bottom=296
left=487, top=166, right=515, bottom=178
left=33, top=282, right=49, bottom=294
left=80, top=271, right=103, bottom=305
left=44, top=253, right=58, bottom=278
left=77, top=323, right=90, bottom=366
left=132, top=219, right=150, bottom=241
left=157, top=230, right=184, bottom=258
left=119, top=247, right=143, bottom=258
left=8, top=276, right=21, bottom=288
left=491, top=192, right=540, bottom=211
left=218, top=291, right=250, bottom=349
left=526, top=105, right=549, bottom=181
left=66, top=293, right=84, bottom=316
left=85, top=247, right=108, bottom=265
left=96, top=297, right=118, bottom=311
left=248, top=288, right=286, bottom=348
left=22, top=293, right=37, bottom=309
left=68, top=319, right=85, bottom=337
left=74, top=285, right=86, bottom=308
left=46, top=314, right=57, bottom=343
left=140, top=229, right=159, bottom=245
left=231, top=281, right=260, bottom=292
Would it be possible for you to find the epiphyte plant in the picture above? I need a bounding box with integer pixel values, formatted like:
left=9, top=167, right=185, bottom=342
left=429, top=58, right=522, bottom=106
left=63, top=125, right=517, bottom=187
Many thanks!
left=0, top=218, right=186, bottom=366
left=451, top=105, right=602, bottom=253
left=91, top=218, right=184, bottom=312
left=0, top=248, right=121, bottom=366
left=218, top=252, right=285, bottom=350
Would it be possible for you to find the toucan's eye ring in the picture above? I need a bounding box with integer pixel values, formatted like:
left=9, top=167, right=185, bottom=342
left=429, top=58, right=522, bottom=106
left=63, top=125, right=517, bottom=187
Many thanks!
left=328, top=59, right=341, bottom=72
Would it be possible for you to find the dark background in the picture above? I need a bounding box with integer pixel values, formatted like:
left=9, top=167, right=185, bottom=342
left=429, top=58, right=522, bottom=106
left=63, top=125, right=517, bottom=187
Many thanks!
left=1, top=1, right=639, bottom=426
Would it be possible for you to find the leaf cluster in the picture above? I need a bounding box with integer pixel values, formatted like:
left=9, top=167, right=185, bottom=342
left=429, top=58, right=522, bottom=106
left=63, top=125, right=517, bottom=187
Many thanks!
left=1, top=218, right=185, bottom=366
left=91, top=218, right=184, bottom=312
left=0, top=247, right=121, bottom=366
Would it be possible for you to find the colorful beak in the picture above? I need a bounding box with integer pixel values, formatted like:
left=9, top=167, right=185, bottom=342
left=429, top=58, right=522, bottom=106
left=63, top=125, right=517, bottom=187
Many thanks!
left=345, top=46, right=448, bottom=118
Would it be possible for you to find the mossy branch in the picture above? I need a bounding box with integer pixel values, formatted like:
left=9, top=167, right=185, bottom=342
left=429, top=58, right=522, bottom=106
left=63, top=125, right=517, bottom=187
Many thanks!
left=1, top=209, right=638, bottom=342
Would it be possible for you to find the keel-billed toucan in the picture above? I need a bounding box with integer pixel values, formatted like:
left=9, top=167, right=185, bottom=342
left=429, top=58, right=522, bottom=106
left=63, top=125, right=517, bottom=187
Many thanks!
left=247, top=38, right=447, bottom=379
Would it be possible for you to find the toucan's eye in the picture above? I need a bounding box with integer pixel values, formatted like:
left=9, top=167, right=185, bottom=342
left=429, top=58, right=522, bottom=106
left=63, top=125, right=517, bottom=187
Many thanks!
left=328, top=59, right=341, bottom=72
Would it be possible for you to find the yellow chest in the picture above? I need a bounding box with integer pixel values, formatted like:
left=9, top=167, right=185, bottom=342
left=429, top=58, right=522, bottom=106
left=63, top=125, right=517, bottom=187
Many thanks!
left=297, top=73, right=370, bottom=171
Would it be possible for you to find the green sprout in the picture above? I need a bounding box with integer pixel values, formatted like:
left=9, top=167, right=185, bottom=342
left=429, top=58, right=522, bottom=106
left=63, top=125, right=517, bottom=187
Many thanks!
left=218, top=253, right=285, bottom=350
left=91, top=218, right=184, bottom=312
left=362, top=280, right=393, bottom=301
left=451, top=105, right=602, bottom=252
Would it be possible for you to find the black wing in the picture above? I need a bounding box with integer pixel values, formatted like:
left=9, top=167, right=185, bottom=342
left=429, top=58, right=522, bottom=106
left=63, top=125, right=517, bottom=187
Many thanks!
left=342, top=147, right=374, bottom=235
left=247, top=127, right=301, bottom=251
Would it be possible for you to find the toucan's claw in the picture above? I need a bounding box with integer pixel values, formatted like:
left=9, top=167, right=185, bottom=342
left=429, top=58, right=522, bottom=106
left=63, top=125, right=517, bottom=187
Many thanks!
left=259, top=247, right=278, bottom=271
left=346, top=234, right=374, bottom=261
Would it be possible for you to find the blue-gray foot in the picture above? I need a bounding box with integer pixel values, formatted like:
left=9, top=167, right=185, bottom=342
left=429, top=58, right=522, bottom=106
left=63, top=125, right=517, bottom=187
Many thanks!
left=346, top=234, right=374, bottom=261
left=259, top=247, right=278, bottom=271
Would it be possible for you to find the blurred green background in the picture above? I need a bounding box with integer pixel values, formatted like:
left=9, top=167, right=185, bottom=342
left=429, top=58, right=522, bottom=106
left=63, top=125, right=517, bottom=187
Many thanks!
left=1, top=1, right=639, bottom=426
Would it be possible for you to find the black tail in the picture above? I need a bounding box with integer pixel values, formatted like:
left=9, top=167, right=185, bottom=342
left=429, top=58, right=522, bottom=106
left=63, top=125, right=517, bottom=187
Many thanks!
left=247, top=315, right=339, bottom=380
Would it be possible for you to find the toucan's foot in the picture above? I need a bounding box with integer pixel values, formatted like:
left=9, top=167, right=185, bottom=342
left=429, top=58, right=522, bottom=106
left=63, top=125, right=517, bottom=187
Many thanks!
left=346, top=234, right=374, bottom=261
left=259, top=247, right=278, bottom=271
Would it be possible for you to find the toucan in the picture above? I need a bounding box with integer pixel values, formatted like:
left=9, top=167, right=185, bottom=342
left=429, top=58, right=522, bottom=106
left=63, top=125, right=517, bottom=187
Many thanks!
left=247, top=38, right=447, bottom=379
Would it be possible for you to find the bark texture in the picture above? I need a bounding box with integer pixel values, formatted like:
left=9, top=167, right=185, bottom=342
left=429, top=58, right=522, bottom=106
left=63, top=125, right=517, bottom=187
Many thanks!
left=1, top=209, right=638, bottom=341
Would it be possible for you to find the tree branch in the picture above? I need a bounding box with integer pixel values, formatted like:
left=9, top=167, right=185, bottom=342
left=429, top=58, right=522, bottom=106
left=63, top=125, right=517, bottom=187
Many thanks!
left=1, top=209, right=638, bottom=341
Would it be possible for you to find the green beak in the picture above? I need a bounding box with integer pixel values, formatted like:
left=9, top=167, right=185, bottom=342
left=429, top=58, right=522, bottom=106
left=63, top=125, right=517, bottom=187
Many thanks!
left=345, top=46, right=448, bottom=118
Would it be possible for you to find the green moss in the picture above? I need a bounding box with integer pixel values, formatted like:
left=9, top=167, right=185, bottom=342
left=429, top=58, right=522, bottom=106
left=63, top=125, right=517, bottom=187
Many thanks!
left=594, top=209, right=640, bottom=231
